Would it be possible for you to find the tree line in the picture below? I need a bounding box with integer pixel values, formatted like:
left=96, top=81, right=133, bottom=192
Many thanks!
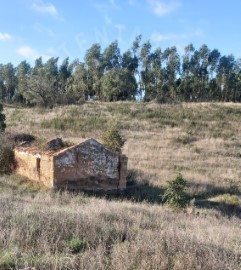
left=1, top=35, right=241, bottom=107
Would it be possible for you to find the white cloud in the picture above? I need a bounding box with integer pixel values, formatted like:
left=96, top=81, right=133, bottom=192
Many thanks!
left=151, top=33, right=187, bottom=42
left=32, top=0, right=58, bottom=17
left=151, top=31, right=204, bottom=43
left=148, top=0, right=181, bottom=16
left=17, top=46, right=38, bottom=59
left=16, top=46, right=52, bottom=61
left=0, top=32, right=12, bottom=41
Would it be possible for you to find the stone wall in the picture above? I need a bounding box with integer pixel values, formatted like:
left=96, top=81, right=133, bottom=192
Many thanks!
left=53, top=139, right=127, bottom=190
left=14, top=139, right=128, bottom=190
left=14, top=149, right=54, bottom=188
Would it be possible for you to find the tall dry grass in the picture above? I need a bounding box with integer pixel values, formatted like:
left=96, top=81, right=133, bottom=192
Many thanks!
left=0, top=175, right=241, bottom=269
left=1, top=101, right=241, bottom=269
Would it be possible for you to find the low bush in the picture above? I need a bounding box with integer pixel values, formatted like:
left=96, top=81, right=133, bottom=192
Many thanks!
left=162, top=174, right=189, bottom=209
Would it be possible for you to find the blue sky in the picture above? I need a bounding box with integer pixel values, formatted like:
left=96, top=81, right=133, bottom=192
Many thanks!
left=1, top=0, right=241, bottom=66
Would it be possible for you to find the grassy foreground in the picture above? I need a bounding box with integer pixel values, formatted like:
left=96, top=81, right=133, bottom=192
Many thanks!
left=1, top=102, right=241, bottom=269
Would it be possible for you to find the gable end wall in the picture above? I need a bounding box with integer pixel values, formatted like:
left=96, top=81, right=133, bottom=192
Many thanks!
left=53, top=140, right=125, bottom=190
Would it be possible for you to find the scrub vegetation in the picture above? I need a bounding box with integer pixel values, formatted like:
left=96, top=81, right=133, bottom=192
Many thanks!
left=1, top=101, right=241, bottom=269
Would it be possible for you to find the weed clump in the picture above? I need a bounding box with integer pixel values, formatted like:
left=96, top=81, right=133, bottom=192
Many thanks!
left=68, top=237, right=87, bottom=254
left=162, top=174, right=189, bottom=209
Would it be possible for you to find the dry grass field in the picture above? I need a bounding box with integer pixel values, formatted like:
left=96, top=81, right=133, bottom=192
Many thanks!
left=1, top=102, right=241, bottom=269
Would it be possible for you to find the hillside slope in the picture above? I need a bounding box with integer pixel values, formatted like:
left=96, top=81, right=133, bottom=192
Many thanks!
left=1, top=102, right=241, bottom=269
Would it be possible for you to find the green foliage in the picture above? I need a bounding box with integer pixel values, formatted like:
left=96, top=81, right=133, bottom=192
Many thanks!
left=0, top=134, right=15, bottom=175
left=68, top=237, right=87, bottom=254
left=0, top=103, right=6, bottom=132
left=2, top=38, right=241, bottom=104
left=162, top=174, right=189, bottom=209
left=101, top=122, right=125, bottom=153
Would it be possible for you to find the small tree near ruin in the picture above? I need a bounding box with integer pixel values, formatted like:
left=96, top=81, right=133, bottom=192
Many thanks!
left=101, top=122, right=125, bottom=153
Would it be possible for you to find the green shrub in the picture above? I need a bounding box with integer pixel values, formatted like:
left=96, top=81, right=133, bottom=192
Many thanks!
left=68, top=237, right=87, bottom=254
left=101, top=122, right=125, bottom=153
left=0, top=134, right=15, bottom=175
left=162, top=174, right=189, bottom=209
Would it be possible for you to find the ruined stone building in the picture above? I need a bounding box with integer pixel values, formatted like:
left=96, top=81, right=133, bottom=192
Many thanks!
left=14, top=138, right=128, bottom=190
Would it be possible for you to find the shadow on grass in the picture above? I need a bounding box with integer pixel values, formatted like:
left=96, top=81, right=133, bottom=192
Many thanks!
left=82, top=169, right=164, bottom=204
left=83, top=184, right=164, bottom=204
left=195, top=199, right=241, bottom=218
left=188, top=182, right=241, bottom=218
left=1, top=171, right=164, bottom=204
left=188, top=182, right=241, bottom=199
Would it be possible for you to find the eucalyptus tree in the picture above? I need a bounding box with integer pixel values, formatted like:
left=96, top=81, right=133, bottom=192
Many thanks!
left=187, top=48, right=203, bottom=101
left=208, top=49, right=221, bottom=79
left=58, top=57, right=72, bottom=103
left=65, top=62, right=87, bottom=103
left=132, top=35, right=142, bottom=56
left=180, top=43, right=195, bottom=101
left=24, top=57, right=59, bottom=107
left=121, top=50, right=139, bottom=99
left=15, top=60, right=32, bottom=103
left=101, top=67, right=137, bottom=101
left=207, top=48, right=221, bottom=100
left=234, top=58, right=241, bottom=102
left=162, top=46, right=180, bottom=101
left=151, top=47, right=163, bottom=101
left=102, top=40, right=121, bottom=71
left=122, top=49, right=138, bottom=74
left=197, top=44, right=210, bottom=100
left=0, top=64, right=6, bottom=100
left=101, top=68, right=120, bottom=101
left=140, top=40, right=154, bottom=101
left=217, top=54, right=236, bottom=101
left=131, top=35, right=142, bottom=98
left=3, top=63, right=17, bottom=101
left=32, top=57, right=43, bottom=75
left=84, top=43, right=103, bottom=100
left=100, top=41, right=123, bottom=101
